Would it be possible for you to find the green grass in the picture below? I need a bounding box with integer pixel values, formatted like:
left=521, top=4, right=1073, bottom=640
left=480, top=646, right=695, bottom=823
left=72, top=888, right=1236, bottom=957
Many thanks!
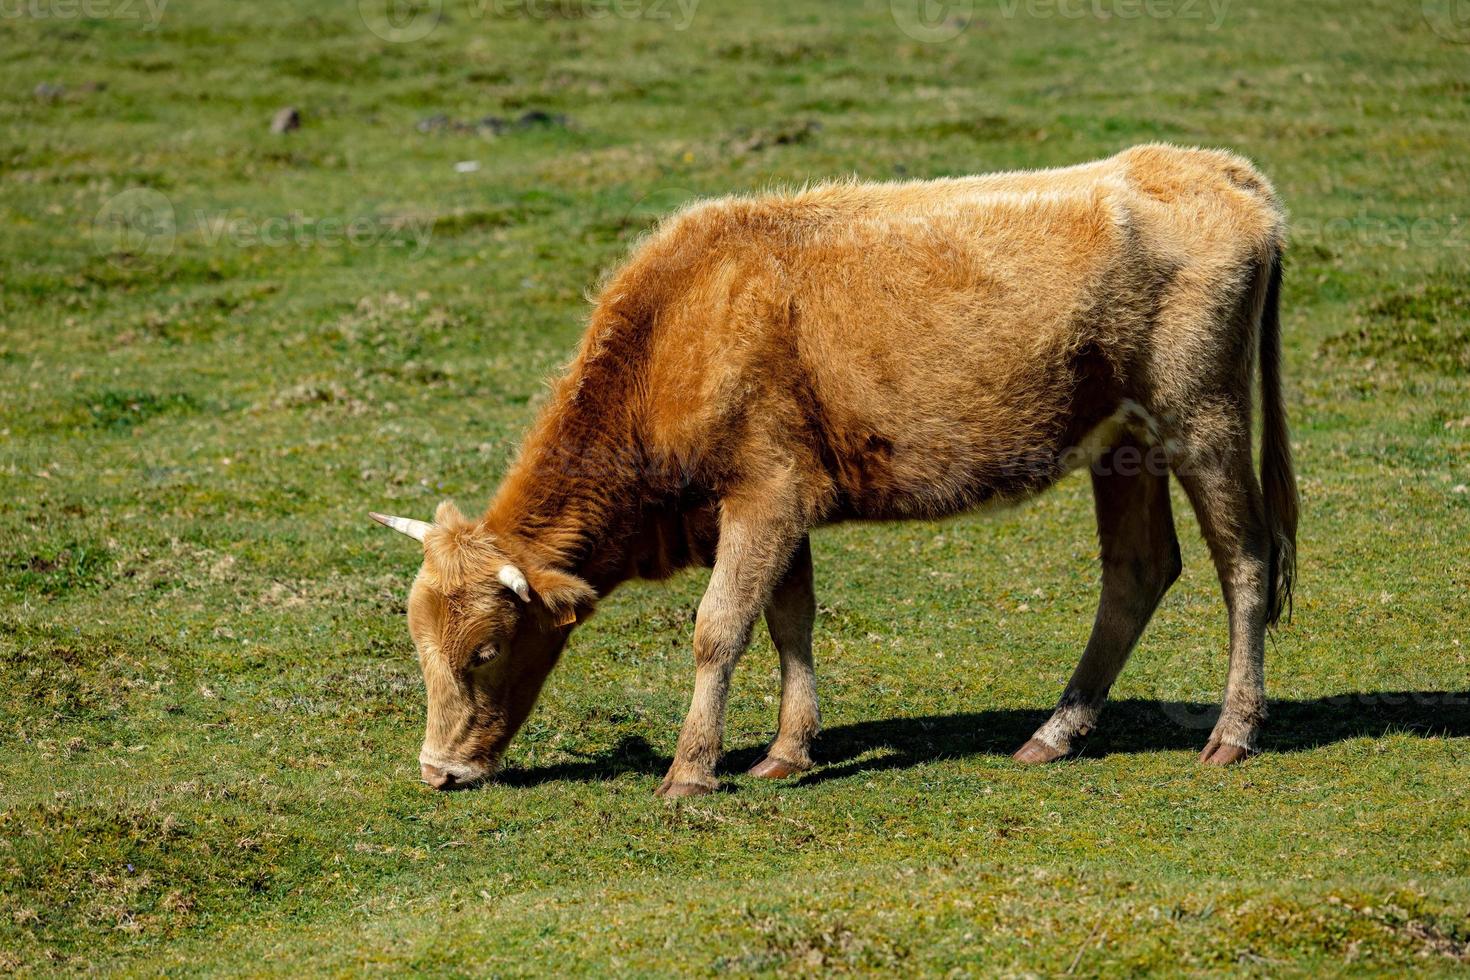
left=3, top=0, right=1469, bottom=973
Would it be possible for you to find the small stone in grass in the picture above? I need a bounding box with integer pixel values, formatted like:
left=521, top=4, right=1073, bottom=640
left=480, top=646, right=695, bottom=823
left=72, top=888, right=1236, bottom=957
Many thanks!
left=516, top=109, right=568, bottom=128
left=270, top=107, right=301, bottom=134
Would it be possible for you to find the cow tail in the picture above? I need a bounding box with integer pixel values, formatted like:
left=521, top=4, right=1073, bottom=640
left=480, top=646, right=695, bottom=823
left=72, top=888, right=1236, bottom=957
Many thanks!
left=1259, top=250, right=1297, bottom=627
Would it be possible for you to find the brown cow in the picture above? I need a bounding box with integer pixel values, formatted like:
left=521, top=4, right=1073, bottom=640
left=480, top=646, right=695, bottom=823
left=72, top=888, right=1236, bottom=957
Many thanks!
left=372, top=143, right=1297, bottom=796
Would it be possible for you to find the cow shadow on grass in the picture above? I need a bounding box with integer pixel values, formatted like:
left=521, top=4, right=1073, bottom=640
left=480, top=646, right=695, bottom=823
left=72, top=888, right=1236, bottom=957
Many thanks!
left=496, top=691, right=1470, bottom=789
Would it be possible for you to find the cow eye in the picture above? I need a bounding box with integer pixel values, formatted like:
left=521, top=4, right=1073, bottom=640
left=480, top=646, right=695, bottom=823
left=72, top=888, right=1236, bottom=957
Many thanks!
left=475, top=644, right=500, bottom=664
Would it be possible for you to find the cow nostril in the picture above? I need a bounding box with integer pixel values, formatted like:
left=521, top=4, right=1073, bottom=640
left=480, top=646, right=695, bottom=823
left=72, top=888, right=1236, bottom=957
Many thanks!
left=420, top=763, right=455, bottom=790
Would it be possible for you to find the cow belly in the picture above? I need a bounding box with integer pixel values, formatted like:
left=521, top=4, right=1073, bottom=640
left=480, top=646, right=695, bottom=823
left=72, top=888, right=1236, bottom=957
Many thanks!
left=816, top=368, right=1090, bottom=521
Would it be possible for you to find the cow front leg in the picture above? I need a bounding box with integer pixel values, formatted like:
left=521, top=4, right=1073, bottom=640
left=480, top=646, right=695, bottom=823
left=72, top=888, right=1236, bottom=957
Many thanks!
left=749, top=535, right=818, bottom=779
left=1016, top=439, right=1181, bottom=763
left=658, top=490, right=808, bottom=798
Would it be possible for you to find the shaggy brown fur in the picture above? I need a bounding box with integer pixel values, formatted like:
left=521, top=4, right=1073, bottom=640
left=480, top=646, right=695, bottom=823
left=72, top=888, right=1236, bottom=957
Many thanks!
left=376, top=143, right=1298, bottom=794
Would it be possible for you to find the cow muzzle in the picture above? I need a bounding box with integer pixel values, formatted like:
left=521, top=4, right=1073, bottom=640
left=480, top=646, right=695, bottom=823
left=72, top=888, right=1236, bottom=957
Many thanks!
left=418, top=753, right=495, bottom=791
left=421, top=763, right=464, bottom=791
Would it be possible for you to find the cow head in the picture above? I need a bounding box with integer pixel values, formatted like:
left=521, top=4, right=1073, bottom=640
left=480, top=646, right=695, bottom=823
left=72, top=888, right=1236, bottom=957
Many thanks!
left=371, top=501, right=595, bottom=790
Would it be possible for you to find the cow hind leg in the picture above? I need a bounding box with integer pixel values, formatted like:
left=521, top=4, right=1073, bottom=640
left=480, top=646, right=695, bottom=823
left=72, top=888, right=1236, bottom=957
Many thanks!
left=749, top=535, right=819, bottom=779
left=1171, top=432, right=1272, bottom=765
left=1015, top=437, right=1181, bottom=763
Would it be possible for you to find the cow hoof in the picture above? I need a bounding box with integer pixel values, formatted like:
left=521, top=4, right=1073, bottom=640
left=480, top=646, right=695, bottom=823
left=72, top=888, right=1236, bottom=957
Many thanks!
left=1199, top=740, right=1251, bottom=765
left=656, top=778, right=714, bottom=798
left=1012, top=738, right=1065, bottom=765
left=747, top=755, right=805, bottom=779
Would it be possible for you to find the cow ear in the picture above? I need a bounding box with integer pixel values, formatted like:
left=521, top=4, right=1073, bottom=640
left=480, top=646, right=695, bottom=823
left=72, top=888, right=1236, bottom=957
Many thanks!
left=526, top=565, right=596, bottom=628
left=434, top=499, right=468, bottom=527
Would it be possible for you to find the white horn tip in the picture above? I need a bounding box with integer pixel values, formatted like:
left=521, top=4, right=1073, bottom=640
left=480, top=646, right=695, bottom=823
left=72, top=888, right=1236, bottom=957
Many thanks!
left=497, top=564, right=531, bottom=602
left=369, top=512, right=431, bottom=542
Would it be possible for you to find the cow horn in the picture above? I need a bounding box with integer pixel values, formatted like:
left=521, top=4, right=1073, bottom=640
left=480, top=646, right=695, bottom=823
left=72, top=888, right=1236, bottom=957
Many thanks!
left=369, top=512, right=431, bottom=542
left=497, top=564, right=531, bottom=602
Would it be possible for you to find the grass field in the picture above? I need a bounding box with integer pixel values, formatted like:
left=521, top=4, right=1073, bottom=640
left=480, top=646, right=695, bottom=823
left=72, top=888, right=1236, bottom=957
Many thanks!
left=3, top=0, right=1469, bottom=973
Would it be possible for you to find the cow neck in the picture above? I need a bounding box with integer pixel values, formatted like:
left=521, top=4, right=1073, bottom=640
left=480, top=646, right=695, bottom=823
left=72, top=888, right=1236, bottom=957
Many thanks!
left=483, top=382, right=644, bottom=595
